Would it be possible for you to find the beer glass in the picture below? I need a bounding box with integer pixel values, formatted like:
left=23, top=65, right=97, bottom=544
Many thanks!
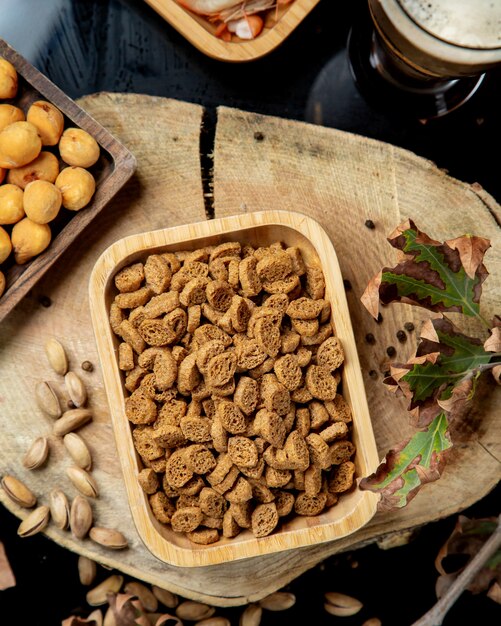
left=349, top=0, right=501, bottom=121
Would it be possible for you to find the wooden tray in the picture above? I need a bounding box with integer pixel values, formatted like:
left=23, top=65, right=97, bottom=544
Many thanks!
left=143, top=0, right=322, bottom=61
left=0, top=39, right=136, bottom=323
left=89, top=210, right=379, bottom=567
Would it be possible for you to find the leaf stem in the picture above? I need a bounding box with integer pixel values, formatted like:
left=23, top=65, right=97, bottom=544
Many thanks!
left=410, top=514, right=501, bottom=626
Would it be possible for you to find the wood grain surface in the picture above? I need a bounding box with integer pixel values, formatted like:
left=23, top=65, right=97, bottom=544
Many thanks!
left=0, top=93, right=499, bottom=606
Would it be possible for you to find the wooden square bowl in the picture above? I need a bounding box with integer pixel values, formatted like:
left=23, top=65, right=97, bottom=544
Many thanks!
left=89, top=210, right=379, bottom=567
left=0, top=38, right=136, bottom=323
left=143, top=0, right=322, bottom=61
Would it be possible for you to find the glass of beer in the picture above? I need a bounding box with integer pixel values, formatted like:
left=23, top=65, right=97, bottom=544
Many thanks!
left=349, top=0, right=501, bottom=121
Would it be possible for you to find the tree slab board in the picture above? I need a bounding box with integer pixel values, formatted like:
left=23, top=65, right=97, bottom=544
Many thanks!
left=0, top=94, right=499, bottom=606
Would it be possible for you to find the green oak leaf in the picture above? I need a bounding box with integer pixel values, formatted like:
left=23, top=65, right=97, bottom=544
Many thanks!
left=360, top=412, right=452, bottom=510
left=385, top=317, right=491, bottom=422
left=361, top=220, right=489, bottom=318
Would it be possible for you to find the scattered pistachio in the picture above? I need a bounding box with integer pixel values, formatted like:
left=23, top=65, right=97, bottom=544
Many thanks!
left=35, top=381, right=61, bottom=418
left=65, top=371, right=87, bottom=407
left=324, top=592, right=363, bottom=617
left=44, top=337, right=68, bottom=375
left=259, top=592, right=296, bottom=611
left=176, top=601, right=216, bottom=621
left=1, top=475, right=37, bottom=508
left=17, top=505, right=50, bottom=537
left=66, top=466, right=98, bottom=498
left=70, top=494, right=93, bottom=539
left=124, top=581, right=158, bottom=612
left=152, top=586, right=179, bottom=609
left=89, top=526, right=128, bottom=549
left=239, top=604, right=262, bottom=626
left=86, top=575, right=123, bottom=606
left=63, top=432, right=92, bottom=470
left=78, top=556, right=97, bottom=586
left=22, top=436, right=49, bottom=469
left=53, top=408, right=92, bottom=436
left=49, top=489, right=70, bottom=530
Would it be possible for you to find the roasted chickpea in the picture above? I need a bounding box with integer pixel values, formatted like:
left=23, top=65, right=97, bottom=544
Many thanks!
left=0, top=270, right=5, bottom=298
left=55, top=166, right=96, bottom=211
left=0, top=104, right=25, bottom=132
left=0, top=59, right=18, bottom=99
left=23, top=180, right=62, bottom=224
left=59, top=128, right=100, bottom=168
left=0, top=121, right=42, bottom=169
left=11, top=217, right=51, bottom=264
left=27, top=101, right=64, bottom=146
left=0, top=225, right=12, bottom=263
left=7, top=151, right=60, bottom=189
left=0, top=183, right=24, bottom=225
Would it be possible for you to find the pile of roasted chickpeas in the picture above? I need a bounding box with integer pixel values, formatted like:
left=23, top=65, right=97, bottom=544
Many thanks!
left=0, top=57, right=100, bottom=298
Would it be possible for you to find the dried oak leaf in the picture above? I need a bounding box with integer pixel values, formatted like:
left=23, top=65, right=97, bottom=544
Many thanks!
left=361, top=220, right=489, bottom=319
left=484, top=327, right=501, bottom=353
left=435, top=515, right=501, bottom=601
left=383, top=316, right=490, bottom=428
left=359, top=411, right=452, bottom=510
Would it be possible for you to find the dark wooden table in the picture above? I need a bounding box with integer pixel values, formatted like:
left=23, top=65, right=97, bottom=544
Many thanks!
left=0, top=1, right=500, bottom=624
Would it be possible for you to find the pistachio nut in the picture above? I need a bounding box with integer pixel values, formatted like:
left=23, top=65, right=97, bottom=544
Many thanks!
left=63, top=432, right=92, bottom=470
left=152, top=586, right=179, bottom=609
left=86, top=575, right=123, bottom=606
left=324, top=592, right=363, bottom=617
left=65, top=371, right=87, bottom=407
left=70, top=494, right=93, bottom=539
left=78, top=555, right=97, bottom=586
left=175, top=602, right=215, bottom=621
left=35, top=381, right=61, bottom=418
left=1, top=475, right=37, bottom=508
left=22, top=436, right=49, bottom=470
left=124, top=581, right=158, bottom=612
left=17, top=505, right=50, bottom=537
left=54, top=408, right=92, bottom=436
left=239, top=604, right=262, bottom=626
left=49, top=488, right=70, bottom=530
left=89, top=526, right=128, bottom=549
left=259, top=592, right=296, bottom=611
left=66, top=466, right=98, bottom=498
left=44, top=337, right=68, bottom=375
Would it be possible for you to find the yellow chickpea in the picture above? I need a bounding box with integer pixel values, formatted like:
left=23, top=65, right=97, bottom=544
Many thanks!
left=0, top=183, right=24, bottom=225
left=23, top=180, right=62, bottom=224
left=55, top=166, right=96, bottom=211
left=11, top=217, right=51, bottom=264
left=0, top=104, right=25, bottom=132
left=59, top=128, right=100, bottom=168
left=7, top=151, right=60, bottom=189
left=27, top=101, right=64, bottom=146
left=0, top=59, right=18, bottom=99
left=0, top=225, right=12, bottom=263
left=0, top=121, right=42, bottom=168
left=0, top=270, right=5, bottom=298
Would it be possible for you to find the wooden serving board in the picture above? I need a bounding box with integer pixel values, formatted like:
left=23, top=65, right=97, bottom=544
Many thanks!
left=0, top=93, right=500, bottom=606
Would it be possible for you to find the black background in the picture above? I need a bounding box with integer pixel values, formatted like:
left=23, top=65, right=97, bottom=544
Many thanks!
left=0, top=0, right=500, bottom=624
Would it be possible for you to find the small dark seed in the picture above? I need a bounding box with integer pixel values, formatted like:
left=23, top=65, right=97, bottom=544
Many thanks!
left=365, top=333, right=376, bottom=345
left=369, top=370, right=378, bottom=379
left=67, top=400, right=76, bottom=409
left=396, top=330, right=407, bottom=343
left=365, top=219, right=375, bottom=229
left=343, top=279, right=352, bottom=291
left=404, top=322, right=415, bottom=332
left=386, top=346, right=396, bottom=357
left=376, top=313, right=383, bottom=324
left=81, top=361, right=93, bottom=372
left=254, top=131, right=264, bottom=141
left=38, top=295, right=51, bottom=308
